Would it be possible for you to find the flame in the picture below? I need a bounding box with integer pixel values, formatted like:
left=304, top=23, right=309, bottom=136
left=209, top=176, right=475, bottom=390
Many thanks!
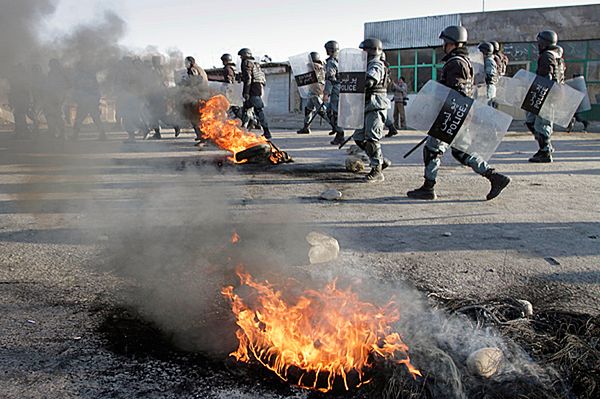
left=231, top=231, right=240, bottom=244
left=199, top=95, right=268, bottom=161
left=222, top=270, right=421, bottom=392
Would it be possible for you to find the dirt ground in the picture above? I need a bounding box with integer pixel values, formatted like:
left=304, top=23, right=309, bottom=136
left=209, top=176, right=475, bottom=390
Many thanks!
left=0, top=126, right=599, bottom=398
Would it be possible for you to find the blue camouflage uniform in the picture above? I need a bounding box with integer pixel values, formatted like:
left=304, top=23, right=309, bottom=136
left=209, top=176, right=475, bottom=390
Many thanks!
left=423, top=47, right=491, bottom=182
left=352, top=56, right=390, bottom=167
left=324, top=56, right=342, bottom=133
left=526, top=46, right=564, bottom=153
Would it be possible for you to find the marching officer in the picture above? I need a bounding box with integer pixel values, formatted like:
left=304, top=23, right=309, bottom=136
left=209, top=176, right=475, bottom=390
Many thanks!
left=407, top=26, right=511, bottom=200
left=324, top=40, right=345, bottom=145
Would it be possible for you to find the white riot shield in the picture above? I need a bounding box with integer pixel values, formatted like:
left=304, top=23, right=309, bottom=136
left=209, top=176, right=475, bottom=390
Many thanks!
left=496, top=69, right=585, bottom=127
left=565, top=76, right=591, bottom=113
left=406, top=80, right=512, bottom=162
left=338, top=49, right=367, bottom=129
left=468, top=47, right=485, bottom=86
left=289, top=53, right=320, bottom=99
left=207, top=81, right=244, bottom=107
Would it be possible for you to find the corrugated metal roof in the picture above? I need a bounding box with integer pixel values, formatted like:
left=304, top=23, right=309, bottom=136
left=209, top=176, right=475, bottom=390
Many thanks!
left=365, top=14, right=461, bottom=49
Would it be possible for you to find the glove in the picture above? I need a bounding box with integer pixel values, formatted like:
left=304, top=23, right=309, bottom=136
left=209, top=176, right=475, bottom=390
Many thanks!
left=243, top=93, right=250, bottom=101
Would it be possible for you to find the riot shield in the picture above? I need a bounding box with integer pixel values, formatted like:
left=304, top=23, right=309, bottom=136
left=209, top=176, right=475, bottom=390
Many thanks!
left=289, top=52, right=320, bottom=99
left=496, top=69, right=585, bottom=127
left=337, top=48, right=367, bottom=129
left=406, top=80, right=512, bottom=162
left=468, top=46, right=485, bottom=86
left=565, top=76, right=591, bottom=113
left=207, top=81, right=244, bottom=107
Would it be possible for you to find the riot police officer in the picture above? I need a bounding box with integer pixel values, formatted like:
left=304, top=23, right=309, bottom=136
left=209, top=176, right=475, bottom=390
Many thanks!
left=407, top=26, right=511, bottom=200
left=490, top=41, right=508, bottom=77
left=221, top=53, right=236, bottom=84
left=324, top=40, right=345, bottom=145
left=526, top=30, right=563, bottom=163
left=352, top=38, right=390, bottom=183
left=478, top=41, right=498, bottom=107
left=238, top=48, right=272, bottom=139
left=297, top=51, right=333, bottom=134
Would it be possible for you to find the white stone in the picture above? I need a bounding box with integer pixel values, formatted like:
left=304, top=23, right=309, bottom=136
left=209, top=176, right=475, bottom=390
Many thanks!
left=306, top=232, right=340, bottom=264
left=320, top=189, right=342, bottom=201
left=467, top=347, right=503, bottom=378
left=516, top=299, right=534, bottom=317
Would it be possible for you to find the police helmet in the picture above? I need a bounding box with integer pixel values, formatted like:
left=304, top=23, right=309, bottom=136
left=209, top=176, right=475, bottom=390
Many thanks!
left=221, top=53, right=233, bottom=64
left=490, top=41, right=500, bottom=53
left=478, top=42, right=494, bottom=55
left=359, top=38, right=383, bottom=57
left=310, top=52, right=321, bottom=63
left=440, top=26, right=468, bottom=44
left=237, top=48, right=253, bottom=59
left=325, top=40, right=340, bottom=55
left=537, top=30, right=558, bottom=49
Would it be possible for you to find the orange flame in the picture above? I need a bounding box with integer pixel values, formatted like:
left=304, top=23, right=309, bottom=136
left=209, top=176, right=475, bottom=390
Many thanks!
left=222, top=270, right=421, bottom=392
left=231, top=231, right=240, bottom=244
left=199, top=95, right=268, bottom=161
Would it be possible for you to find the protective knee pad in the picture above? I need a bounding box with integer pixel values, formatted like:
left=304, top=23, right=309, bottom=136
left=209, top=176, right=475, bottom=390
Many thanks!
left=423, top=145, right=442, bottom=166
left=354, top=140, right=367, bottom=151
left=364, top=141, right=379, bottom=158
left=451, top=148, right=470, bottom=166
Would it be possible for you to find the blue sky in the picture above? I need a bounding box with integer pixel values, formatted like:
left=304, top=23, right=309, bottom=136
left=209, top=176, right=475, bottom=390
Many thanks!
left=43, top=0, right=598, bottom=68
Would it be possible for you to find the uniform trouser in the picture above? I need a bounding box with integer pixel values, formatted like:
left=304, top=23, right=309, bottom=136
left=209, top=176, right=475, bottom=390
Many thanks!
left=147, top=95, right=168, bottom=133
left=423, top=136, right=490, bottom=182
left=526, top=111, right=553, bottom=152
left=393, top=101, right=406, bottom=129
left=242, top=96, right=269, bottom=130
left=74, top=100, right=105, bottom=135
left=44, top=102, right=65, bottom=137
left=304, top=96, right=330, bottom=127
left=570, top=112, right=589, bottom=130
left=486, top=84, right=497, bottom=108
left=11, top=103, right=29, bottom=134
left=326, top=91, right=342, bottom=133
left=352, top=108, right=386, bottom=167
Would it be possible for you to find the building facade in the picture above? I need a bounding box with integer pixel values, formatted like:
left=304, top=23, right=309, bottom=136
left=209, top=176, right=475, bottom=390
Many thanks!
left=365, top=4, right=600, bottom=120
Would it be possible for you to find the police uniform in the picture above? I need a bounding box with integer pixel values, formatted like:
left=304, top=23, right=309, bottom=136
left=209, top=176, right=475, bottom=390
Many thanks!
left=408, top=26, right=510, bottom=200
left=297, top=58, right=332, bottom=134
left=239, top=49, right=271, bottom=138
left=526, top=31, right=563, bottom=162
left=352, top=39, right=390, bottom=182
left=324, top=40, right=345, bottom=144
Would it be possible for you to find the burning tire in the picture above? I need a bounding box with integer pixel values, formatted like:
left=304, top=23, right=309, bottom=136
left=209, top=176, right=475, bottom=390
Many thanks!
left=235, top=144, right=272, bottom=164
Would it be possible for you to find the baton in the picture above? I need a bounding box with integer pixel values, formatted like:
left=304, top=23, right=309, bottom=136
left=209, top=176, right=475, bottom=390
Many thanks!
left=403, top=137, right=428, bottom=159
left=338, top=135, right=354, bottom=150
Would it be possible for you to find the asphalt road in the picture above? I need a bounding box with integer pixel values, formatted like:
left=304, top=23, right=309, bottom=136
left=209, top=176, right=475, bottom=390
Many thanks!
left=1, top=127, right=598, bottom=398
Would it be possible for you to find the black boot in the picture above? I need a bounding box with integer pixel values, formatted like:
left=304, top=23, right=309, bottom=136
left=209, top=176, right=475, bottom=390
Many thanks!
left=382, top=158, right=392, bottom=170
left=297, top=126, right=310, bottom=134
left=385, top=126, right=398, bottom=138
left=484, top=170, right=511, bottom=200
left=365, top=165, right=384, bottom=183
left=330, top=131, right=344, bottom=145
left=262, top=127, right=272, bottom=140
left=174, top=126, right=181, bottom=138
left=407, top=179, right=436, bottom=200
left=529, top=150, right=552, bottom=163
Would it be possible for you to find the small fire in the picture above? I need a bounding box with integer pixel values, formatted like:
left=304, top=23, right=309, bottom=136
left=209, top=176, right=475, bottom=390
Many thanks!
left=222, top=270, right=421, bottom=393
left=199, top=95, right=267, bottom=160
left=231, top=231, right=240, bottom=244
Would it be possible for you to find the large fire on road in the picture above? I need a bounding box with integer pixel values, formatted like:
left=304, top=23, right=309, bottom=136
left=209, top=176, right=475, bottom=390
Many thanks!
left=199, top=95, right=291, bottom=165
left=222, top=270, right=421, bottom=393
